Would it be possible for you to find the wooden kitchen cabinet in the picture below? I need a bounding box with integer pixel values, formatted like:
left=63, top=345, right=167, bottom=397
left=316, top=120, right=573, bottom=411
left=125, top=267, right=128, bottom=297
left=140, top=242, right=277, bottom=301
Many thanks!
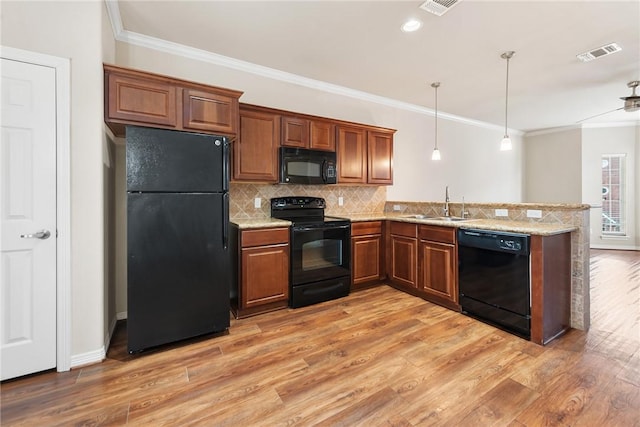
left=281, top=116, right=309, bottom=148
left=182, top=88, right=238, bottom=134
left=232, top=227, right=290, bottom=318
left=235, top=103, right=394, bottom=184
left=388, top=222, right=418, bottom=289
left=367, top=131, right=393, bottom=185
left=418, top=225, right=459, bottom=311
left=281, top=116, right=336, bottom=151
left=337, top=126, right=367, bottom=183
left=234, top=106, right=280, bottom=182
left=337, top=126, right=394, bottom=184
left=309, top=120, right=336, bottom=151
left=104, top=64, right=242, bottom=137
left=351, top=221, right=385, bottom=289
left=105, top=69, right=178, bottom=129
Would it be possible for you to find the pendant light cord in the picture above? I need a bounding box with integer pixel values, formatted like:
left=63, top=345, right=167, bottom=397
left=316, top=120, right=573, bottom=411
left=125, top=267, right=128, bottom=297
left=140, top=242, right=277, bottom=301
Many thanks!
left=504, top=55, right=509, bottom=136
left=434, top=84, right=438, bottom=150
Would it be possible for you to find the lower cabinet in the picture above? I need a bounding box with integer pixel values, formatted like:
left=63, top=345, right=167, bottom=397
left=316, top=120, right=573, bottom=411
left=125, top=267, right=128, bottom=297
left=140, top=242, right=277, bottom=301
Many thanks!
left=351, top=221, right=385, bottom=289
left=386, top=221, right=459, bottom=311
left=231, top=226, right=290, bottom=318
left=388, top=222, right=418, bottom=289
left=418, top=225, right=459, bottom=310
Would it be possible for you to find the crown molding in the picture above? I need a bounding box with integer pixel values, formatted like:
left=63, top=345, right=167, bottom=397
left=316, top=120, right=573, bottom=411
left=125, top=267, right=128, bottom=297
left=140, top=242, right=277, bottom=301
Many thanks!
left=581, top=120, right=640, bottom=129
left=105, top=1, right=521, bottom=135
left=524, top=125, right=582, bottom=137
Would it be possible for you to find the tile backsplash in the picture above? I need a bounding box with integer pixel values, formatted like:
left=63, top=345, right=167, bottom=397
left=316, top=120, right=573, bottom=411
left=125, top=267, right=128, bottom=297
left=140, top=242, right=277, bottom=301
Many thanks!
left=230, top=183, right=386, bottom=219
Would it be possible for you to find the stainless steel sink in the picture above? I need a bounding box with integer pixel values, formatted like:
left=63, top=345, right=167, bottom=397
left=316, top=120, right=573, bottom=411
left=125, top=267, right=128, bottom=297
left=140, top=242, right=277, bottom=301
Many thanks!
left=402, top=214, right=431, bottom=219
left=432, top=216, right=469, bottom=222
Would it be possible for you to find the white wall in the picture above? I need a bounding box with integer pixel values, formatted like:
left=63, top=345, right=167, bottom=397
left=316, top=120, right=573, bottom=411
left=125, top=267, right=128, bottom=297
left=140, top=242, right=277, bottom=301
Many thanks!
left=1, top=0, right=113, bottom=361
left=114, top=41, right=523, bottom=205
left=582, top=124, right=639, bottom=249
left=114, top=144, right=127, bottom=317
left=524, top=127, right=583, bottom=203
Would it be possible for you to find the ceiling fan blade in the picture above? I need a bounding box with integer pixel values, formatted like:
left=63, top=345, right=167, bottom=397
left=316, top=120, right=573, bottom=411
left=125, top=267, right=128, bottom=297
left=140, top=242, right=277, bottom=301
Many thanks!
left=576, top=107, right=624, bottom=123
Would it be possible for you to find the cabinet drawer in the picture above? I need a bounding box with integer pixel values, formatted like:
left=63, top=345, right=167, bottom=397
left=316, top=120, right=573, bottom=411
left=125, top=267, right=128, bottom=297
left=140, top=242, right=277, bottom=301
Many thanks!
left=352, top=221, right=382, bottom=236
left=241, top=227, right=289, bottom=247
left=419, top=225, right=456, bottom=244
left=390, top=221, right=417, bottom=238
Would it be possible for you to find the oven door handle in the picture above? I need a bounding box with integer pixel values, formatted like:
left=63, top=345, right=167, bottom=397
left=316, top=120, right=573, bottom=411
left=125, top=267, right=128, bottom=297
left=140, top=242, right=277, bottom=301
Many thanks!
left=294, top=224, right=350, bottom=232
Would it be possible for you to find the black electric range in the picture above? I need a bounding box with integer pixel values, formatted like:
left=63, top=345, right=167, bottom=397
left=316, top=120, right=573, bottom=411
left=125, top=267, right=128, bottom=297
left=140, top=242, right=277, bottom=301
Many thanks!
left=271, top=197, right=351, bottom=308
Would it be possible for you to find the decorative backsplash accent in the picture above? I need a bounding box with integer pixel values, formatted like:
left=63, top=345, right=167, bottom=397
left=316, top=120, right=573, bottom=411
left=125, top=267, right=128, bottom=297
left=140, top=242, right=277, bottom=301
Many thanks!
left=230, top=183, right=387, bottom=219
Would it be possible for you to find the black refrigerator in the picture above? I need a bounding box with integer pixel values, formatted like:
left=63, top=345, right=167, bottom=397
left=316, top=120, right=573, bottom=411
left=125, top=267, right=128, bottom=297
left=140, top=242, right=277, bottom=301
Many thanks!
left=126, top=126, right=230, bottom=353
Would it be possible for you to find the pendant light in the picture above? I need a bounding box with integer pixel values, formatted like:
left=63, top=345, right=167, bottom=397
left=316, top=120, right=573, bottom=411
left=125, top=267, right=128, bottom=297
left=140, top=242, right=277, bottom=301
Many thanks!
left=500, top=51, right=515, bottom=151
left=431, top=82, right=441, bottom=160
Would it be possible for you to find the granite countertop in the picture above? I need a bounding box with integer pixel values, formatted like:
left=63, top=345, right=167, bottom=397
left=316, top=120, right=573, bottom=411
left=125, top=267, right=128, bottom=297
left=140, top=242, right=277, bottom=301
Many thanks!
left=232, top=214, right=576, bottom=235
left=344, top=213, right=576, bottom=236
left=231, top=218, right=291, bottom=229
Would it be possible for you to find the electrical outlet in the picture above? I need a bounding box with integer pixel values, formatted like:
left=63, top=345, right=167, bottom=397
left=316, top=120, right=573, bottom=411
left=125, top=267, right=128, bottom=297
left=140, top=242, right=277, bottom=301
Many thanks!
left=495, top=209, right=509, bottom=217
left=393, top=205, right=402, bottom=211
left=527, top=209, right=542, bottom=218
left=254, top=197, right=261, bottom=209
left=338, top=197, right=344, bottom=206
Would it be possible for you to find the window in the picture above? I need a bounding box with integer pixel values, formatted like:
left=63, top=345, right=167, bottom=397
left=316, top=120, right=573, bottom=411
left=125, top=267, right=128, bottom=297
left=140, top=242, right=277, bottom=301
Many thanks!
left=601, top=154, right=626, bottom=236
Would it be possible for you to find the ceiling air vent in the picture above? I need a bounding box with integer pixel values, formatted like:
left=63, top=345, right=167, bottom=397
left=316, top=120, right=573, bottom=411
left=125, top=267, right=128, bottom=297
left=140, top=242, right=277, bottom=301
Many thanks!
left=577, top=43, right=622, bottom=62
left=419, top=0, right=461, bottom=16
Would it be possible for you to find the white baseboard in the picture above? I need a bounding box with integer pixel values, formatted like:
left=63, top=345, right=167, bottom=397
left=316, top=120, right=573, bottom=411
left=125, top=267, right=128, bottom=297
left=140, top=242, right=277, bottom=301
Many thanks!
left=70, top=314, right=120, bottom=369
left=590, top=244, right=640, bottom=250
left=70, top=347, right=105, bottom=368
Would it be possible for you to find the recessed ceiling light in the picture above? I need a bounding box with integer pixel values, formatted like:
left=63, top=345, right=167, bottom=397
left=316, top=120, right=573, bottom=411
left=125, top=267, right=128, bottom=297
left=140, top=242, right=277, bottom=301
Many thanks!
left=401, top=19, right=422, bottom=32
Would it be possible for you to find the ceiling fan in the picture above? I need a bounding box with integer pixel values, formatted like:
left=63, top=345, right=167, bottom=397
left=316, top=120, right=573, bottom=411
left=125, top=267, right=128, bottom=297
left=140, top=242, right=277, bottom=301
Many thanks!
left=578, top=80, right=640, bottom=122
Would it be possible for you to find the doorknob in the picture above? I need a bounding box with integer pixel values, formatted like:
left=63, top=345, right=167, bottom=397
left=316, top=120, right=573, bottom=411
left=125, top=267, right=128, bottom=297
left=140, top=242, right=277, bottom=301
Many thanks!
left=20, top=230, right=51, bottom=240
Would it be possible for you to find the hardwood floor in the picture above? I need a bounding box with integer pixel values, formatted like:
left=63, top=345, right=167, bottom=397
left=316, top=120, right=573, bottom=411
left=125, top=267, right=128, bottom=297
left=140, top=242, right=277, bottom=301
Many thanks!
left=2, top=250, right=639, bottom=426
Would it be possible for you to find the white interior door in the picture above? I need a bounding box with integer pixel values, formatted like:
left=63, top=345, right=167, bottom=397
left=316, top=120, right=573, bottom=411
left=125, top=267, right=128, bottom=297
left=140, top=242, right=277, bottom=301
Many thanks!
left=1, top=58, right=57, bottom=380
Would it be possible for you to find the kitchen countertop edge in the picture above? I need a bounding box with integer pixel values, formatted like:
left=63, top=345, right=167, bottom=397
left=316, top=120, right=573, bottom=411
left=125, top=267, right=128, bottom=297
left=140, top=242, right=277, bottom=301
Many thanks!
left=343, top=214, right=577, bottom=236
left=232, top=214, right=577, bottom=235
left=231, top=218, right=291, bottom=229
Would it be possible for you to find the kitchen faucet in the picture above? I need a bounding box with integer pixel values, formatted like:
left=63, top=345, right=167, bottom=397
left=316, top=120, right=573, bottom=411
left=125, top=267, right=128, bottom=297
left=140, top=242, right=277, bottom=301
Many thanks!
left=444, top=186, right=450, bottom=217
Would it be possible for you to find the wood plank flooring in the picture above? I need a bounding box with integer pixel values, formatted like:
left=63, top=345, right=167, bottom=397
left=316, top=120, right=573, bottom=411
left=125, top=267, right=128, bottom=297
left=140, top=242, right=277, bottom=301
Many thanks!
left=2, top=250, right=639, bottom=426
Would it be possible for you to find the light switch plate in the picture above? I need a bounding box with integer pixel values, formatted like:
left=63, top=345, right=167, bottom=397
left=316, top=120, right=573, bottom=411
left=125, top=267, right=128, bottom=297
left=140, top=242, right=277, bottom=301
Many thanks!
left=254, top=197, right=261, bottom=208
left=527, top=209, right=542, bottom=218
left=495, top=209, right=509, bottom=217
left=338, top=197, right=344, bottom=206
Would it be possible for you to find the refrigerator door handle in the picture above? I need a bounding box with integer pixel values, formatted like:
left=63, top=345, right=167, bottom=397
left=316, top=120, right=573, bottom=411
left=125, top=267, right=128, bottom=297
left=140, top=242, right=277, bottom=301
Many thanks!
left=223, top=192, right=230, bottom=250
left=221, top=138, right=230, bottom=192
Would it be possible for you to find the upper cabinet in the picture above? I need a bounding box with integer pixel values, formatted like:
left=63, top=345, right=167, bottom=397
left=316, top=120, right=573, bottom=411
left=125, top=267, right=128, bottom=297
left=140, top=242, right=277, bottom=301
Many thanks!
left=281, top=116, right=308, bottom=148
left=337, top=126, right=367, bottom=183
left=234, top=105, right=280, bottom=183
left=309, top=120, right=336, bottom=151
left=281, top=116, right=336, bottom=151
left=104, top=64, right=242, bottom=137
left=182, top=88, right=237, bottom=135
left=337, top=126, right=394, bottom=185
left=367, top=131, right=393, bottom=185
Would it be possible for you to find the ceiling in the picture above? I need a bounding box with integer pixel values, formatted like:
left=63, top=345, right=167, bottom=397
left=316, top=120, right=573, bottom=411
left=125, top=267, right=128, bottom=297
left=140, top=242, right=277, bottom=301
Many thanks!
left=114, top=0, right=640, bottom=132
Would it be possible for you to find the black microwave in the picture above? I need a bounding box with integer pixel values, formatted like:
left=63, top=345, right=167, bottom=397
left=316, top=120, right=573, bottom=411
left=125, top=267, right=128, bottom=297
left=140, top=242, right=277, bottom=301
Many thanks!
left=279, top=147, right=337, bottom=185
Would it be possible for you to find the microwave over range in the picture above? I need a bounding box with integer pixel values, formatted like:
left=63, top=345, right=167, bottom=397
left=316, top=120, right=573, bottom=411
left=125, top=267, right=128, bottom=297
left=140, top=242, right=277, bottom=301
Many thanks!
left=279, top=147, right=337, bottom=185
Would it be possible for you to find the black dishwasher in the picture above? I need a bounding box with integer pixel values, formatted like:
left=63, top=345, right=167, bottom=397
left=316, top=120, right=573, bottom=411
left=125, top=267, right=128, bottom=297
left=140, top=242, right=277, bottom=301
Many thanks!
left=458, top=229, right=531, bottom=339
